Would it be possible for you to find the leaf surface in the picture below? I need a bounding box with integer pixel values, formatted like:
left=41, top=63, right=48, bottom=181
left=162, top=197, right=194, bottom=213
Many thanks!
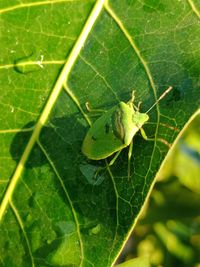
left=0, top=0, right=200, bottom=266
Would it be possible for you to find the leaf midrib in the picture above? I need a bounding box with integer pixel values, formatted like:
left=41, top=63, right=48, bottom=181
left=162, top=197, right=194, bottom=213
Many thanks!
left=0, top=0, right=105, bottom=227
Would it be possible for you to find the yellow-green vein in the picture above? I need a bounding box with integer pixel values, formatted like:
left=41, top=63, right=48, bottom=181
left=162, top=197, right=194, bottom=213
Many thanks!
left=0, top=102, right=39, bottom=116
left=104, top=2, right=158, bottom=104
left=37, top=140, right=84, bottom=266
left=0, top=60, right=65, bottom=70
left=0, top=0, right=75, bottom=15
left=110, top=108, right=200, bottom=266
left=80, top=55, right=120, bottom=102
left=187, top=0, right=200, bottom=19
left=0, top=0, right=105, bottom=222
left=106, top=160, right=120, bottom=265
left=63, top=84, right=92, bottom=126
left=10, top=200, right=35, bottom=267
left=104, top=2, right=160, bottom=190
left=0, top=127, right=34, bottom=134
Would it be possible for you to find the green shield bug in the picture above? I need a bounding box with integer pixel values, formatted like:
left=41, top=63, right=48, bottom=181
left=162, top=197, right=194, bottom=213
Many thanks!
left=82, top=86, right=173, bottom=178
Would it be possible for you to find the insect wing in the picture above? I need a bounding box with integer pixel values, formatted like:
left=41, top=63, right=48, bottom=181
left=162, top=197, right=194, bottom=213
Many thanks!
left=82, top=106, right=125, bottom=160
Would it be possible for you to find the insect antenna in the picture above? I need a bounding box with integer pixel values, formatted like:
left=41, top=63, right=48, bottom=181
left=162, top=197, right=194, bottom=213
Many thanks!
left=146, top=86, right=173, bottom=114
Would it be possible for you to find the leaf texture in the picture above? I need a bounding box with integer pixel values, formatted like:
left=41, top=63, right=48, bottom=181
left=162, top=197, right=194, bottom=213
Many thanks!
left=0, top=0, right=200, bottom=266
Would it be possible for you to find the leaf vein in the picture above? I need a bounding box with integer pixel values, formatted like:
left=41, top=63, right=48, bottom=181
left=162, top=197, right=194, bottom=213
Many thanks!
left=104, top=2, right=159, bottom=196
left=0, top=127, right=34, bottom=134
left=37, top=140, right=84, bottom=266
left=0, top=0, right=76, bottom=15
left=0, top=0, right=105, bottom=223
left=63, top=84, right=92, bottom=126
left=10, top=200, right=35, bottom=267
left=104, top=2, right=158, bottom=104
left=187, top=0, right=200, bottom=19
left=80, top=55, right=120, bottom=102
left=0, top=60, right=65, bottom=71
left=106, top=161, right=120, bottom=266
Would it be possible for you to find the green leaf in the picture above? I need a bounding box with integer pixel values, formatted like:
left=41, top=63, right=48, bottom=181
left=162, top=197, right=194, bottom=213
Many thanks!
left=154, top=223, right=194, bottom=262
left=157, top=114, right=200, bottom=193
left=175, top=116, right=200, bottom=193
left=115, top=257, right=151, bottom=267
left=0, top=0, right=199, bottom=266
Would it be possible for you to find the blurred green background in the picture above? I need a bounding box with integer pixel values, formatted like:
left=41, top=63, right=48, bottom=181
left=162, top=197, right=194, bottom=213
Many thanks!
left=117, top=115, right=200, bottom=267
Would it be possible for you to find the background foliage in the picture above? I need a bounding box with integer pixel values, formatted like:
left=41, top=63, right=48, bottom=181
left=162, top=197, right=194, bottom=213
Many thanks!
left=117, top=115, right=200, bottom=267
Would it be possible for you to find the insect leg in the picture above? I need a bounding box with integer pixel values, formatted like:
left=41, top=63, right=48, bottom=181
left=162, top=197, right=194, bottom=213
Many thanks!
left=130, top=90, right=135, bottom=103
left=140, top=127, right=148, bottom=140
left=137, top=101, right=142, bottom=111
left=128, top=140, right=133, bottom=180
left=140, top=127, right=171, bottom=148
left=133, top=101, right=142, bottom=111
left=140, top=127, right=160, bottom=142
left=108, top=150, right=122, bottom=166
left=94, top=150, right=123, bottom=179
left=85, top=102, right=106, bottom=114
